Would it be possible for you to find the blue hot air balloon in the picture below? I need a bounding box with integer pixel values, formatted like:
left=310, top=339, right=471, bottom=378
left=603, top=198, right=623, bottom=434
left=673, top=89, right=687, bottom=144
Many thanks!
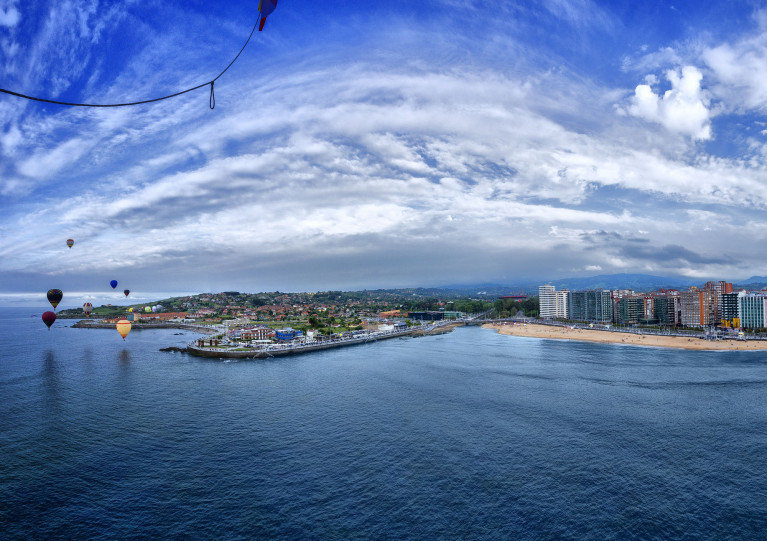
left=110, top=280, right=118, bottom=289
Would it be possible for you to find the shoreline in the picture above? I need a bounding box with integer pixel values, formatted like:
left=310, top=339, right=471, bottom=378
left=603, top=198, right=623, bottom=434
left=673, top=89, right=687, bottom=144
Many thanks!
left=483, top=322, right=767, bottom=351
left=71, top=320, right=217, bottom=335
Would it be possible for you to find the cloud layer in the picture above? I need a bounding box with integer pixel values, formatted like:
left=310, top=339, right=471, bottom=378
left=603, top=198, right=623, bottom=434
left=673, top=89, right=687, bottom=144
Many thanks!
left=3, top=1, right=767, bottom=302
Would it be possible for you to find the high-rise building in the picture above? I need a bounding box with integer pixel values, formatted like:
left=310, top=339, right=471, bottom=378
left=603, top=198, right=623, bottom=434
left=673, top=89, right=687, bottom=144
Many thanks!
left=568, top=290, right=612, bottom=322
left=721, top=291, right=740, bottom=326
left=738, top=292, right=767, bottom=329
left=617, top=296, right=643, bottom=324
left=680, top=289, right=716, bottom=327
left=539, top=285, right=557, bottom=319
left=555, top=290, right=570, bottom=319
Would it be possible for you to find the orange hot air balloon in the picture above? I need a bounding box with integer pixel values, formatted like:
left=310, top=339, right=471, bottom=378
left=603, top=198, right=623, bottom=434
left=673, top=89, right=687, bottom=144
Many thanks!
left=66, top=239, right=74, bottom=248
left=116, top=319, right=132, bottom=340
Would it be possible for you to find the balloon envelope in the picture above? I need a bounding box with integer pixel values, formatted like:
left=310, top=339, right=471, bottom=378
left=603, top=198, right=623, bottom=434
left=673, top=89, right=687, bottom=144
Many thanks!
left=127, top=313, right=135, bottom=322
left=47, top=289, right=63, bottom=310
left=145, top=306, right=151, bottom=313
left=66, top=239, right=74, bottom=248
left=110, top=280, right=118, bottom=289
left=83, top=302, right=93, bottom=317
left=124, top=289, right=130, bottom=297
left=116, top=319, right=132, bottom=340
left=42, top=311, right=56, bottom=329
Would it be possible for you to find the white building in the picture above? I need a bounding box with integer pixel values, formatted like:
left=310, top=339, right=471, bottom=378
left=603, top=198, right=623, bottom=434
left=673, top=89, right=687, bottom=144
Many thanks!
left=539, top=285, right=557, bottom=319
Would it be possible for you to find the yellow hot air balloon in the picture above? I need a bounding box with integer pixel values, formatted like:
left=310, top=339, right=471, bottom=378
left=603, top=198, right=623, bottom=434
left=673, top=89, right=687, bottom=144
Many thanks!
left=145, top=306, right=151, bottom=313
left=116, top=319, right=132, bottom=340
left=128, top=307, right=133, bottom=312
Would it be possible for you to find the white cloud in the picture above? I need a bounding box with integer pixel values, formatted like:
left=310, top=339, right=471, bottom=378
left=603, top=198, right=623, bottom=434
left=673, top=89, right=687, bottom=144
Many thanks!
left=703, top=38, right=767, bottom=111
left=0, top=0, right=19, bottom=27
left=628, top=66, right=712, bottom=140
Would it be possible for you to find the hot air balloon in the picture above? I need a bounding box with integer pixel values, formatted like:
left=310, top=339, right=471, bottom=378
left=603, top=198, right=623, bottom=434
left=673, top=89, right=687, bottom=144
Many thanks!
left=124, top=289, right=130, bottom=297
left=83, top=302, right=93, bottom=317
left=42, top=311, right=56, bottom=329
left=258, top=0, right=277, bottom=30
left=116, top=319, right=132, bottom=340
left=66, top=239, right=74, bottom=249
left=110, top=280, right=118, bottom=289
left=128, top=307, right=134, bottom=312
left=145, top=306, right=151, bottom=313
left=127, top=313, right=135, bottom=322
left=47, top=289, right=63, bottom=310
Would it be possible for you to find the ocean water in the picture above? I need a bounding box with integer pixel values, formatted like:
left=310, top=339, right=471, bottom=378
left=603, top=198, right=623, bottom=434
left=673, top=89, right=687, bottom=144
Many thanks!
left=2, top=307, right=767, bottom=539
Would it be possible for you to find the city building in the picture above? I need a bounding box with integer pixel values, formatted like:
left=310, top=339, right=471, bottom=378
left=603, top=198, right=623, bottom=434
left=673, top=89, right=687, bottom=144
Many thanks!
left=680, top=289, right=716, bottom=327
left=738, top=292, right=767, bottom=329
left=275, top=328, right=303, bottom=341
left=720, top=291, right=741, bottom=327
left=568, top=290, right=612, bottom=322
left=539, top=285, right=557, bottom=319
left=617, top=296, right=643, bottom=324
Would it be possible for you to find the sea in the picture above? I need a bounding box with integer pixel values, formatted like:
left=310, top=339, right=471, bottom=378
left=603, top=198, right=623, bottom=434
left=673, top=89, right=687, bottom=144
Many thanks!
left=2, top=307, right=767, bottom=539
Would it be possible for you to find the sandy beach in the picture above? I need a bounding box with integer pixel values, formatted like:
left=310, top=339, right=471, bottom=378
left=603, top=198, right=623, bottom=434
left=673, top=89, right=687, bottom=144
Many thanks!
left=483, top=322, right=767, bottom=351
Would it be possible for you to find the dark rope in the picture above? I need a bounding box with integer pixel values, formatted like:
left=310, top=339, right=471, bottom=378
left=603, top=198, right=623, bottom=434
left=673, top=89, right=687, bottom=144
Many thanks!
left=0, top=13, right=262, bottom=108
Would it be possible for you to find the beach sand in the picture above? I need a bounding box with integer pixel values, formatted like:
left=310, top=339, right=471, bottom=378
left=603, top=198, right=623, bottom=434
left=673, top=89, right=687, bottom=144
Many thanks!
left=483, top=323, right=767, bottom=351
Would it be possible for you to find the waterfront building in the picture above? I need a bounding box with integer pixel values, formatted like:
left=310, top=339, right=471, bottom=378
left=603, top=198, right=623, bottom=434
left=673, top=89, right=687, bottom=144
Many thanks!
left=275, top=328, right=303, bottom=341
left=651, top=296, right=676, bottom=325
left=738, top=292, right=767, bottom=329
left=241, top=327, right=273, bottom=341
left=570, top=291, right=587, bottom=321
left=539, top=285, right=557, bottom=319
left=641, top=296, right=657, bottom=324
left=555, top=290, right=570, bottom=319
left=680, top=289, right=716, bottom=327
left=721, top=291, right=741, bottom=327
left=617, top=296, right=643, bottom=324
left=568, top=290, right=612, bottom=322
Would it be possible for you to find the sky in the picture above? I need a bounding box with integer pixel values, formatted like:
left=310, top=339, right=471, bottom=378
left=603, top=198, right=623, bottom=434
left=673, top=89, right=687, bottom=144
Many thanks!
left=3, top=0, right=767, bottom=307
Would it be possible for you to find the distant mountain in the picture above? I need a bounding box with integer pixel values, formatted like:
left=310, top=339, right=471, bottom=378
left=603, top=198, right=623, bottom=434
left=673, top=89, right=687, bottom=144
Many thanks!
left=441, top=273, right=706, bottom=296
left=539, top=273, right=702, bottom=292
left=734, top=276, right=767, bottom=290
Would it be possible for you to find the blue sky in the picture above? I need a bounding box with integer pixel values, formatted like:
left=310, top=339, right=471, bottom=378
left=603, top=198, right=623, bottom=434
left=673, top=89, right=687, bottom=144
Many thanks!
left=2, top=0, right=767, bottom=307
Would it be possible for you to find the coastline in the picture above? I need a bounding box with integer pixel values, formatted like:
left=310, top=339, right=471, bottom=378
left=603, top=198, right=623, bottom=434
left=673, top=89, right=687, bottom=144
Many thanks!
left=483, top=322, right=767, bottom=351
left=72, top=320, right=217, bottom=334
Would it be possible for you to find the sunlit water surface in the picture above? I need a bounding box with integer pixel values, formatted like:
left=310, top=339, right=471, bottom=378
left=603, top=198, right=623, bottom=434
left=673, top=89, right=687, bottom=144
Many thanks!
left=2, top=308, right=767, bottom=539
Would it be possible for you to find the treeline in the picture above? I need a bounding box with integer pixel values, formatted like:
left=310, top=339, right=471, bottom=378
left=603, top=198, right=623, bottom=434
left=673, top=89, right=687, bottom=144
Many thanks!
left=493, top=297, right=539, bottom=318
left=404, top=298, right=492, bottom=313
